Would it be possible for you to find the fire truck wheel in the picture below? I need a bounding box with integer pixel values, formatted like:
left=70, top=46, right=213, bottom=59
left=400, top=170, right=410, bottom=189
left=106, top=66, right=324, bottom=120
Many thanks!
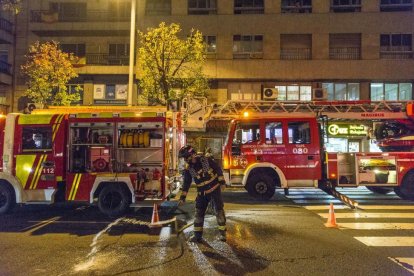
left=0, top=183, right=15, bottom=214
left=98, top=185, right=130, bottom=217
left=366, top=186, right=392, bottom=195
left=394, top=171, right=414, bottom=201
left=246, top=173, right=275, bottom=200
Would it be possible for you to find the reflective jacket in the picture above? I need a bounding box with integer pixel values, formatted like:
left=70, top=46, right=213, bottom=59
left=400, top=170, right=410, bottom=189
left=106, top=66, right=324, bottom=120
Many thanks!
left=182, top=155, right=226, bottom=194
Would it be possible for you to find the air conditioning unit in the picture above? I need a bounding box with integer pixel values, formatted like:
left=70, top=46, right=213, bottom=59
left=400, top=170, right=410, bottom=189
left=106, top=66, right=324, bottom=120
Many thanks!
left=312, top=88, right=327, bottom=100
left=263, top=88, right=279, bottom=100
left=27, top=103, right=44, bottom=112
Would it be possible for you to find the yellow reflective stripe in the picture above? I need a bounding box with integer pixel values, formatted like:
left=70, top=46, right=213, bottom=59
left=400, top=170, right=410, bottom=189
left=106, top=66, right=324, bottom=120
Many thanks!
left=70, top=174, right=82, bottom=200
left=16, top=155, right=37, bottom=189
left=32, top=155, right=47, bottom=189
left=196, top=174, right=218, bottom=188
left=29, top=155, right=45, bottom=189
left=193, top=227, right=203, bottom=232
left=218, top=176, right=224, bottom=181
left=218, top=226, right=226, bottom=231
left=68, top=174, right=79, bottom=200
left=52, top=114, right=64, bottom=141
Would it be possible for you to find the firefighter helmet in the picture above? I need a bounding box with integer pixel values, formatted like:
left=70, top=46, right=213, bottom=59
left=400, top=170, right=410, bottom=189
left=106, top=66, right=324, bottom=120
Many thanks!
left=178, top=145, right=196, bottom=160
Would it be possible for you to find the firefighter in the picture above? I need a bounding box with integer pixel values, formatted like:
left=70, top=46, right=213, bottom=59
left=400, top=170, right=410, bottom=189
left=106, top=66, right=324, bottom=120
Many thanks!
left=178, top=145, right=227, bottom=242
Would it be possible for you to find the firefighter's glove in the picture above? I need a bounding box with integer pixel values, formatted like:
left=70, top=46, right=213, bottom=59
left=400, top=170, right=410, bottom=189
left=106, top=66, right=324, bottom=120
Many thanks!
left=220, top=183, right=227, bottom=192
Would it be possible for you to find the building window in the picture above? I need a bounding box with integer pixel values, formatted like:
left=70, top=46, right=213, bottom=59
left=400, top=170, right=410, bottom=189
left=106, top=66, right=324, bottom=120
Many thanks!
left=273, top=85, right=312, bottom=101
left=380, top=0, right=413, bottom=12
left=188, top=0, right=217, bottom=14
left=380, top=34, right=413, bottom=59
left=145, top=0, right=171, bottom=15
left=203, top=35, right=217, bottom=56
left=280, top=34, right=312, bottom=60
left=60, top=44, right=86, bottom=57
left=109, top=1, right=131, bottom=20
left=265, top=122, right=283, bottom=145
left=234, top=122, right=261, bottom=144
left=329, top=34, right=361, bottom=60
left=233, top=35, right=263, bottom=59
left=331, top=0, right=361, bottom=12
left=108, top=44, right=130, bottom=65
left=323, top=83, right=360, bottom=100
left=281, top=0, right=312, bottom=13
left=234, top=0, right=264, bottom=14
left=93, top=84, right=128, bottom=105
left=370, top=82, right=413, bottom=101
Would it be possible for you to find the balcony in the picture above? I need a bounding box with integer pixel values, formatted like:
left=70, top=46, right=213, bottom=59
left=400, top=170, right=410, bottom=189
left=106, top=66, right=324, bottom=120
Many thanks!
left=281, top=48, right=311, bottom=60
left=85, top=54, right=129, bottom=65
left=329, top=47, right=361, bottom=60
left=0, top=17, right=13, bottom=44
left=331, top=1, right=361, bottom=12
left=0, top=60, right=11, bottom=75
left=281, top=4, right=312, bottom=13
left=30, top=10, right=130, bottom=23
left=233, top=52, right=263, bottom=59
left=380, top=0, right=413, bottom=12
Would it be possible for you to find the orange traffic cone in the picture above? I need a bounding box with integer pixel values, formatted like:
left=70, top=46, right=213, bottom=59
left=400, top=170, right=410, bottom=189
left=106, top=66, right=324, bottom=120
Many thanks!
left=324, top=202, right=338, bottom=228
left=149, top=203, right=161, bottom=228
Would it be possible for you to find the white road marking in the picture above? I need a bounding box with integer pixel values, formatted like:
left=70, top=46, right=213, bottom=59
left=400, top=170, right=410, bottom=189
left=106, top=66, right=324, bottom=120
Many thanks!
left=339, top=223, right=414, bottom=230
left=355, top=237, right=414, bottom=247
left=389, top=257, right=414, bottom=274
left=21, top=216, right=61, bottom=232
left=305, top=205, right=414, bottom=210
left=318, top=212, right=414, bottom=219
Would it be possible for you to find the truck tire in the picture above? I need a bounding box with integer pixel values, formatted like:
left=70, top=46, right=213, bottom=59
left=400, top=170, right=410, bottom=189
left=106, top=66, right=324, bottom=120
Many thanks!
left=366, top=186, right=392, bottom=195
left=0, top=183, right=15, bottom=214
left=394, top=171, right=414, bottom=201
left=98, top=185, right=130, bottom=217
left=246, top=173, right=275, bottom=200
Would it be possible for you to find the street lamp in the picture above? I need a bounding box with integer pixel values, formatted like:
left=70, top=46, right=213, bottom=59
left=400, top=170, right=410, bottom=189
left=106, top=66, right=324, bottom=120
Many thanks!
left=127, top=0, right=136, bottom=106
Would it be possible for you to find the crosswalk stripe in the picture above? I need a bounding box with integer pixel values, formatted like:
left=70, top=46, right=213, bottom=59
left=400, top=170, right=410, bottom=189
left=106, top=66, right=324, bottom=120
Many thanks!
left=389, top=257, right=414, bottom=273
left=339, top=223, right=414, bottom=230
left=355, top=237, right=414, bottom=247
left=318, top=213, right=414, bottom=219
left=305, top=205, right=414, bottom=210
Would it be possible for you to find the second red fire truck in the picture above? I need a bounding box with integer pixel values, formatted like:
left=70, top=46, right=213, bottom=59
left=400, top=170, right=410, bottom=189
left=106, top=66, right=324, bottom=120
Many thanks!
left=219, top=100, right=414, bottom=201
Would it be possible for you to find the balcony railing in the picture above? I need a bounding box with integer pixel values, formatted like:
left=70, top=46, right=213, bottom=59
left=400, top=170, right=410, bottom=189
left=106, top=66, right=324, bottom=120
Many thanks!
left=86, top=54, right=129, bottom=65
left=0, top=17, right=13, bottom=34
left=188, top=7, right=217, bottom=15
left=329, top=47, right=361, bottom=60
left=281, top=5, right=312, bottom=13
left=380, top=0, right=413, bottom=12
left=234, top=6, right=264, bottom=14
left=0, top=60, right=12, bottom=75
left=30, top=10, right=130, bottom=23
left=331, top=4, right=361, bottom=12
left=281, top=48, right=311, bottom=60
left=380, top=51, right=413, bottom=59
left=233, top=52, right=263, bottom=59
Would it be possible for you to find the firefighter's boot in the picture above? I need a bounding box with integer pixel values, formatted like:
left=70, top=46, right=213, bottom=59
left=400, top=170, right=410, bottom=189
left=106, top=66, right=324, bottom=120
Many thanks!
left=189, top=232, right=203, bottom=243
left=217, top=230, right=226, bottom=242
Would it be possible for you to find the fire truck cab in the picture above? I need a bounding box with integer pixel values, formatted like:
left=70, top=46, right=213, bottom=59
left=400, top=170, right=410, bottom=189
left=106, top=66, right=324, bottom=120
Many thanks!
left=0, top=110, right=183, bottom=216
left=223, top=113, right=414, bottom=201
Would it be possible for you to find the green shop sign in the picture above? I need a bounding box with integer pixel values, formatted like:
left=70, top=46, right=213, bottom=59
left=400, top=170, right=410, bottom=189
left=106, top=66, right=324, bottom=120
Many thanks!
left=327, top=124, right=368, bottom=137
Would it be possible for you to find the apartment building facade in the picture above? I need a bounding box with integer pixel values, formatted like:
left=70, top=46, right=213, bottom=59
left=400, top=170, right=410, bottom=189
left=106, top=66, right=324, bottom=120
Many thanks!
left=0, top=8, right=14, bottom=114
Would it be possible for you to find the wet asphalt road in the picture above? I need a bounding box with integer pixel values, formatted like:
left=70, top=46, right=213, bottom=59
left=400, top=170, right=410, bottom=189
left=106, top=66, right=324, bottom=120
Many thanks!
left=0, top=189, right=411, bottom=276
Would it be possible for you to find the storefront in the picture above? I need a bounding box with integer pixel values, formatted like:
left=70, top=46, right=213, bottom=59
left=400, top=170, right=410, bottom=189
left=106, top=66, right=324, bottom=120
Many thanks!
left=325, top=122, right=381, bottom=153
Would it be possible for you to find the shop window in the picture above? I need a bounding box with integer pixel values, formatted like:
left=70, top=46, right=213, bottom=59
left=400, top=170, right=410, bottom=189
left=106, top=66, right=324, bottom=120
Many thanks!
left=281, top=0, right=312, bottom=13
left=323, top=83, right=360, bottom=100
left=370, top=82, right=413, bottom=101
left=265, top=122, right=283, bottom=144
left=233, top=35, right=263, bottom=59
left=234, top=0, right=264, bottom=14
left=330, top=0, right=361, bottom=12
left=380, top=0, right=413, bottom=12
left=93, top=84, right=128, bottom=105
left=234, top=122, right=261, bottom=144
left=67, top=84, right=83, bottom=105
left=145, top=0, right=171, bottom=15
left=288, top=121, right=310, bottom=144
left=188, top=0, right=217, bottom=14
left=380, top=34, right=413, bottom=59
left=22, top=127, right=53, bottom=151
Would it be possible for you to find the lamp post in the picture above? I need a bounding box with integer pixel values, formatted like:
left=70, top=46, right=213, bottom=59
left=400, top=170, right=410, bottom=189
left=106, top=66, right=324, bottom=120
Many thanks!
left=127, top=0, right=136, bottom=106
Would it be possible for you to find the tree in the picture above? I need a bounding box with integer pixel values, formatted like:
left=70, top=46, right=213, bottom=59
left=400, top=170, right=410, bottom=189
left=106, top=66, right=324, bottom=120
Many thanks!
left=138, top=22, right=209, bottom=106
left=21, top=41, right=81, bottom=106
left=0, top=0, right=21, bottom=13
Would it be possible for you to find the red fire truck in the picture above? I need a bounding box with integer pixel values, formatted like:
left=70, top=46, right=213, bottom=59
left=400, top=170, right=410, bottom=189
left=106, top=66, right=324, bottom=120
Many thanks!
left=0, top=108, right=184, bottom=216
left=218, top=100, right=414, bottom=201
